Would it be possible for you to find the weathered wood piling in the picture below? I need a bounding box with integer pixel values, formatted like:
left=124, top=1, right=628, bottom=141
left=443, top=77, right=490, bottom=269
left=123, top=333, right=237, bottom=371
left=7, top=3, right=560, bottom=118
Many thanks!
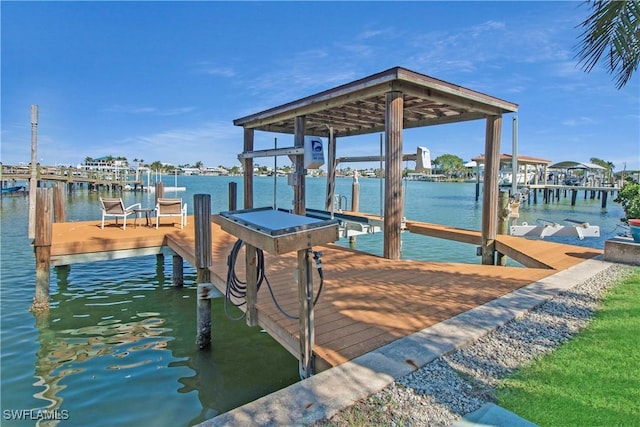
left=194, top=194, right=213, bottom=349
left=32, top=188, right=52, bottom=312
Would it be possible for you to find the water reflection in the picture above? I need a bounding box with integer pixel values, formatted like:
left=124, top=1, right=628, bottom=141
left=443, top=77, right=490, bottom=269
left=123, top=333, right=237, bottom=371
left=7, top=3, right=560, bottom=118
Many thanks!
left=31, top=257, right=297, bottom=426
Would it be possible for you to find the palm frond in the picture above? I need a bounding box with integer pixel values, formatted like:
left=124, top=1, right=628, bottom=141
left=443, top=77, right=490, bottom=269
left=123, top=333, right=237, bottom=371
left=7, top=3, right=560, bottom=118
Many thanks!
left=576, top=0, right=640, bottom=89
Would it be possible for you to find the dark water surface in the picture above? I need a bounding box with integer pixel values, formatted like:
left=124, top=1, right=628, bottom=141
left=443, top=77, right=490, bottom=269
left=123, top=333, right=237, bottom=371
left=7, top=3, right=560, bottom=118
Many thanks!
left=0, top=176, right=626, bottom=426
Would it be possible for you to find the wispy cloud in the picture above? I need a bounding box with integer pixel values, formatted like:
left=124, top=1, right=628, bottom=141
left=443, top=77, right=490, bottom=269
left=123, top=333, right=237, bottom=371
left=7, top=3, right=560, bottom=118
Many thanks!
left=562, top=116, right=599, bottom=127
left=117, top=121, right=243, bottom=166
left=103, top=105, right=195, bottom=116
left=193, top=62, right=237, bottom=77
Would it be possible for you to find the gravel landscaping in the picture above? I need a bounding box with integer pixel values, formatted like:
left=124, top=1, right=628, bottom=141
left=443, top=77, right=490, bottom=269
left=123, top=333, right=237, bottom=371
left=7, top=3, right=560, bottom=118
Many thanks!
left=314, top=264, right=635, bottom=427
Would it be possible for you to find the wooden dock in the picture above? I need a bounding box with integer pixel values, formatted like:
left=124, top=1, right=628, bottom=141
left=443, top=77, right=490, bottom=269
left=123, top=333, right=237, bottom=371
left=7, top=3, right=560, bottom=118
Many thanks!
left=1, top=164, right=145, bottom=191
left=526, top=184, right=618, bottom=208
left=47, top=215, right=602, bottom=370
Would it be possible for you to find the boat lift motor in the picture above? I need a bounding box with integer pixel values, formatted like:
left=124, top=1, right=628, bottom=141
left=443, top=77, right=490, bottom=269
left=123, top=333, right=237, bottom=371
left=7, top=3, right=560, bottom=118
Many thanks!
left=304, top=136, right=325, bottom=169
left=415, top=146, right=431, bottom=172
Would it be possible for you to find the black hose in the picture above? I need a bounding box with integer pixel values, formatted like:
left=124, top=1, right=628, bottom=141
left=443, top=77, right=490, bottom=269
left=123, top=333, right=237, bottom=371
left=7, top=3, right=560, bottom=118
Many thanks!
left=224, top=239, right=325, bottom=321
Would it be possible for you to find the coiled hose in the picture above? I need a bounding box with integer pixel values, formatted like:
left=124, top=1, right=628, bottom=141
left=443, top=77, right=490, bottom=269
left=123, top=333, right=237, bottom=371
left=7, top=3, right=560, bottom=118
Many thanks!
left=224, top=239, right=324, bottom=320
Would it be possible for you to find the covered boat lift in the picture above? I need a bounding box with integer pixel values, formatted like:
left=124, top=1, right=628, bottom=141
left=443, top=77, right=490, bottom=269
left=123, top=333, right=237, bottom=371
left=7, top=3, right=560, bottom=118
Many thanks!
left=231, top=67, right=518, bottom=376
left=233, top=66, right=519, bottom=264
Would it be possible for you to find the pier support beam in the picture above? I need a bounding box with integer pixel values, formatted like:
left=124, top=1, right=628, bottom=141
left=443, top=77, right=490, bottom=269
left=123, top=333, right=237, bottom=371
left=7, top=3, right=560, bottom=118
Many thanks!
left=53, top=182, right=66, bottom=223
left=32, top=188, right=52, bottom=312
left=228, top=182, right=237, bottom=211
left=325, top=127, right=336, bottom=211
left=601, top=190, right=608, bottom=209
left=497, top=191, right=509, bottom=266
left=384, top=91, right=403, bottom=260
left=350, top=175, right=360, bottom=247
left=293, top=115, right=315, bottom=378
left=481, top=115, right=502, bottom=265
left=243, top=128, right=254, bottom=210
left=194, top=194, right=213, bottom=349
left=172, top=255, right=183, bottom=287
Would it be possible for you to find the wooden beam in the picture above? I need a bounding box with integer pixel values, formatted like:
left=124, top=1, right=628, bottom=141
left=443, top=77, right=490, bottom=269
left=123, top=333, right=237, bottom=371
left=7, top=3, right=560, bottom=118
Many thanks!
left=293, top=115, right=315, bottom=377
left=238, top=146, right=303, bottom=159
left=384, top=91, right=404, bottom=260
left=243, top=128, right=254, bottom=210
left=294, top=116, right=306, bottom=216
left=337, top=153, right=417, bottom=164
left=32, top=187, right=52, bottom=312
left=481, top=115, right=503, bottom=265
left=325, top=129, right=336, bottom=211
left=194, top=194, right=213, bottom=349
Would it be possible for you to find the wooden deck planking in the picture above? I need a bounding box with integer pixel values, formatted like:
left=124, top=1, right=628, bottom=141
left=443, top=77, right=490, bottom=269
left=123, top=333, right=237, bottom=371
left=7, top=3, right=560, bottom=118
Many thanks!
left=406, top=219, right=602, bottom=269
left=49, top=216, right=602, bottom=369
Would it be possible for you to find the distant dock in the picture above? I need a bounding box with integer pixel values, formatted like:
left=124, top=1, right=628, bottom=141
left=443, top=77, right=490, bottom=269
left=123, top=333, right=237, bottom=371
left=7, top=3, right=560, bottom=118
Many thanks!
left=1, top=163, right=146, bottom=192
left=525, top=184, right=619, bottom=208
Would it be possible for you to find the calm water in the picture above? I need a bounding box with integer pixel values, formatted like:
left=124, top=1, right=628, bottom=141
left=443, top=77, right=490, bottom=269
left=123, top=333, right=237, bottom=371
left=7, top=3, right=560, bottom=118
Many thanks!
left=0, top=176, right=626, bottom=426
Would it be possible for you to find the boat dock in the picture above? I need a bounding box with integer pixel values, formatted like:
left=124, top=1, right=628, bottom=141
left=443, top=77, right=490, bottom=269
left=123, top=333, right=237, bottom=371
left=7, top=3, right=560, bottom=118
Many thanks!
left=526, top=184, right=619, bottom=208
left=1, top=163, right=146, bottom=191
left=45, top=213, right=602, bottom=371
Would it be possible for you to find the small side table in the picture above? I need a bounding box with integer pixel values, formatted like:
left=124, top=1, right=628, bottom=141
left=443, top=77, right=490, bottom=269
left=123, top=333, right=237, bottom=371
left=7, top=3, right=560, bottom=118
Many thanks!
left=133, top=208, right=153, bottom=227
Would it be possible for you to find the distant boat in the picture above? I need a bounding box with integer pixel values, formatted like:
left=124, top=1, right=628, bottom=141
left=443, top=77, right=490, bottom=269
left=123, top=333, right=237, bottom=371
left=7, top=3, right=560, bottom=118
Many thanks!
left=146, top=186, right=186, bottom=193
left=147, top=171, right=186, bottom=193
left=2, top=185, right=27, bottom=194
left=499, top=171, right=535, bottom=186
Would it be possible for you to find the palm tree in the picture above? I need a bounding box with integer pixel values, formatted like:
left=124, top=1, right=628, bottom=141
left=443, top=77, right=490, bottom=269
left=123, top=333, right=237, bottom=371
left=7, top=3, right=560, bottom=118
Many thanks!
left=576, top=0, right=640, bottom=89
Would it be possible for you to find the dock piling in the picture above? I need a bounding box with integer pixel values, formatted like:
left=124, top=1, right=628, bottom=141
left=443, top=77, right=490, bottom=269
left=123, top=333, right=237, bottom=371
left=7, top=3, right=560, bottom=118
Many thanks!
left=228, top=182, right=237, bottom=211
left=350, top=176, right=360, bottom=247
left=32, top=188, right=52, bottom=312
left=53, top=182, right=66, bottom=223
left=172, top=255, right=183, bottom=287
left=194, top=194, right=213, bottom=349
left=497, top=191, right=509, bottom=266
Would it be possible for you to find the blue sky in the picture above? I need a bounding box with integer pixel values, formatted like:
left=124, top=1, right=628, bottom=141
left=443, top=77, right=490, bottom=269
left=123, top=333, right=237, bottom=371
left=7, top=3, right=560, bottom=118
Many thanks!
left=2, top=1, right=639, bottom=171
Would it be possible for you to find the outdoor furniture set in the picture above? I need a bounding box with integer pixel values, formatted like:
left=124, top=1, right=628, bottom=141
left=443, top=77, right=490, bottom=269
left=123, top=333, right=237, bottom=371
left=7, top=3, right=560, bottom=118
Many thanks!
left=99, top=197, right=187, bottom=229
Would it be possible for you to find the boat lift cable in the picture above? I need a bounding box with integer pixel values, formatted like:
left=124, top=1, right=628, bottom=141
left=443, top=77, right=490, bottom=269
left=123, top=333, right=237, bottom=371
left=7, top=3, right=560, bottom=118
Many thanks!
left=224, top=239, right=325, bottom=321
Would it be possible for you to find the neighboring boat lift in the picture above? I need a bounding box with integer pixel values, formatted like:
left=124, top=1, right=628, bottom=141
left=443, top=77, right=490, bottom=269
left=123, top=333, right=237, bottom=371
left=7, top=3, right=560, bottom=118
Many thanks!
left=510, top=218, right=600, bottom=240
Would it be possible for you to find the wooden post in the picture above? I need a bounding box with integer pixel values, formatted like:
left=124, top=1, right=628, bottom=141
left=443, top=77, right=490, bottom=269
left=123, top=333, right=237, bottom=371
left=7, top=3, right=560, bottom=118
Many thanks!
left=243, top=128, right=254, bottom=209
left=155, top=181, right=164, bottom=206
left=293, top=116, right=306, bottom=215
left=351, top=176, right=360, bottom=212
left=228, top=181, right=237, bottom=211
left=481, top=115, right=502, bottom=265
left=32, top=188, right=52, bottom=312
left=245, top=243, right=258, bottom=327
left=475, top=163, right=481, bottom=201
left=384, top=91, right=403, bottom=260
left=497, top=191, right=509, bottom=266
left=349, top=174, right=360, bottom=247
left=325, top=128, right=336, bottom=211
left=53, top=181, right=66, bottom=223
left=293, top=115, right=314, bottom=378
left=28, top=105, right=38, bottom=239
left=571, top=189, right=578, bottom=206
left=601, top=190, right=608, bottom=209
left=156, top=253, right=165, bottom=278
left=172, top=255, right=183, bottom=287
left=194, top=194, right=213, bottom=349
left=298, top=248, right=314, bottom=379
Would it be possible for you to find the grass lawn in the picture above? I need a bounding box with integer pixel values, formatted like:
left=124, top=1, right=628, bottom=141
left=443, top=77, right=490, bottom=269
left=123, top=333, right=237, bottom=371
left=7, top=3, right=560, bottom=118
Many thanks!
left=496, top=267, right=640, bottom=426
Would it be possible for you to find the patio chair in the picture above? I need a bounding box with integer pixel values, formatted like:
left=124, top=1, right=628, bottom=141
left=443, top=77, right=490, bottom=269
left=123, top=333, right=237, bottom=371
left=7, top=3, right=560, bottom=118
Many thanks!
left=99, top=197, right=141, bottom=230
left=155, top=198, right=187, bottom=229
